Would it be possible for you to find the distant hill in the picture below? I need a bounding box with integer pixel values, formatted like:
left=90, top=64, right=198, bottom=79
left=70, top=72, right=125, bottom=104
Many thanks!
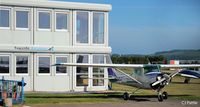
left=154, top=49, right=200, bottom=60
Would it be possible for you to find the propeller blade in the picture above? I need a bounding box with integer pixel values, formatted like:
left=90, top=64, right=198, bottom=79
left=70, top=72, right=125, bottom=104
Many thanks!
left=151, top=78, right=166, bottom=86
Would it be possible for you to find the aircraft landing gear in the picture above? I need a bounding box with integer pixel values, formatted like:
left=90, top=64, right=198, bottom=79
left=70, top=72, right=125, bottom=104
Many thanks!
left=162, top=91, right=168, bottom=100
left=157, top=91, right=168, bottom=102
left=123, top=92, right=130, bottom=100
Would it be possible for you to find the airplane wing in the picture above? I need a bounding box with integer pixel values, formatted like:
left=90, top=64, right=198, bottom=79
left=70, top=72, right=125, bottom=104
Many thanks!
left=54, top=63, right=200, bottom=68
left=54, top=63, right=144, bottom=68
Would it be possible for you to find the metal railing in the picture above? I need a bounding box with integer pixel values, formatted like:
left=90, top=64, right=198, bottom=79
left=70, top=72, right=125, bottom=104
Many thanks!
left=0, top=76, right=25, bottom=104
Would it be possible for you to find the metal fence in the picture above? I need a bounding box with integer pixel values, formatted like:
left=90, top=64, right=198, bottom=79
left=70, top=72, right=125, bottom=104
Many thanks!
left=0, top=76, right=25, bottom=104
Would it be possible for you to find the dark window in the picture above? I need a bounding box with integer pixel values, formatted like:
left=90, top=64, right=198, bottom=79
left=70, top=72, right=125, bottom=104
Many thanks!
left=0, top=56, right=9, bottom=73
left=56, top=57, right=67, bottom=74
left=39, top=57, right=50, bottom=74
left=16, top=56, right=28, bottom=74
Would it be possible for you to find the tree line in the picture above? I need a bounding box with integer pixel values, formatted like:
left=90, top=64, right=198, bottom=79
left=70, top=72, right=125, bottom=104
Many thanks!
left=111, top=54, right=167, bottom=64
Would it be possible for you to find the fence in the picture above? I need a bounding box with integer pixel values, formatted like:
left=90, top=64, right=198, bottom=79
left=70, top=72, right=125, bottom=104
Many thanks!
left=0, top=76, right=25, bottom=104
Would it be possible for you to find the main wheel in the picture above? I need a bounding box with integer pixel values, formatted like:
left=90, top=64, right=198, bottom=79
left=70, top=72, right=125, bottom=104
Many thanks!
left=123, top=92, right=129, bottom=100
left=158, top=94, right=163, bottom=102
left=162, top=92, right=168, bottom=100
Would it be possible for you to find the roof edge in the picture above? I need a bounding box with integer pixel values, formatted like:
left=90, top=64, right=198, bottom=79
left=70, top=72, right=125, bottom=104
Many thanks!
left=0, top=0, right=112, bottom=11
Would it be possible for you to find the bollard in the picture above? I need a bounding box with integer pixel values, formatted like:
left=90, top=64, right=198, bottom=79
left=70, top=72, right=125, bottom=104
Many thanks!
left=3, top=98, right=12, bottom=107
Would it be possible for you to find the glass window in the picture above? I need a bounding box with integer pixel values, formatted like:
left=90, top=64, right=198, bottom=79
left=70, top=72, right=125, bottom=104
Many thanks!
left=16, top=11, right=28, bottom=28
left=56, top=57, right=67, bottom=74
left=16, top=56, right=28, bottom=74
left=76, top=55, right=88, bottom=86
left=56, top=13, right=67, bottom=30
left=39, top=12, right=50, bottom=29
left=0, top=9, right=9, bottom=27
left=93, top=55, right=104, bottom=86
left=93, top=13, right=104, bottom=44
left=39, top=57, right=50, bottom=74
left=0, top=56, right=9, bottom=74
left=76, top=12, right=88, bottom=43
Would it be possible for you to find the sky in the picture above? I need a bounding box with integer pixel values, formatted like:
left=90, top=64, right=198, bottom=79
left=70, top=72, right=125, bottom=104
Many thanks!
left=55, top=0, right=200, bottom=54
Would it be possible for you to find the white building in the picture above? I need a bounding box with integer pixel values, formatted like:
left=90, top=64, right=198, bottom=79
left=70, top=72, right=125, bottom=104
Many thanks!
left=0, top=0, right=112, bottom=92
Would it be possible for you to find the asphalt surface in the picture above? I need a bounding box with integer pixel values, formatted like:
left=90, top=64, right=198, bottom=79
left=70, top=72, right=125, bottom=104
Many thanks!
left=14, top=100, right=199, bottom=107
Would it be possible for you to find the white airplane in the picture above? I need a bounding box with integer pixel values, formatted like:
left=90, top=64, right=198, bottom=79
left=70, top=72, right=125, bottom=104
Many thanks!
left=54, top=62, right=200, bottom=102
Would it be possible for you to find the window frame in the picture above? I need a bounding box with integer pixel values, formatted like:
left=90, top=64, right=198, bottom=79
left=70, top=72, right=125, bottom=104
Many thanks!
left=37, top=55, right=51, bottom=75
left=74, top=11, right=90, bottom=45
left=37, top=9, right=52, bottom=31
left=75, top=54, right=89, bottom=87
left=92, top=12, right=106, bottom=45
left=14, top=7, right=30, bottom=30
left=54, top=10, right=69, bottom=32
left=0, top=6, right=11, bottom=30
left=0, top=54, right=11, bottom=75
left=55, top=55, right=68, bottom=75
left=15, top=55, right=30, bottom=75
left=92, top=54, right=106, bottom=87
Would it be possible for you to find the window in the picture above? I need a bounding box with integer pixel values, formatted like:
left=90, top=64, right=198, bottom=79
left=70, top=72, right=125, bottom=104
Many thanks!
left=16, top=10, right=29, bottom=28
left=56, top=57, right=67, bottom=74
left=16, top=56, right=28, bottom=74
left=0, top=9, right=9, bottom=27
left=0, top=56, right=9, bottom=74
left=93, top=13, right=104, bottom=44
left=76, top=55, right=88, bottom=86
left=56, top=12, right=67, bottom=30
left=76, top=12, right=89, bottom=44
left=38, top=11, right=50, bottom=29
left=39, top=57, right=50, bottom=74
left=93, top=55, right=104, bottom=86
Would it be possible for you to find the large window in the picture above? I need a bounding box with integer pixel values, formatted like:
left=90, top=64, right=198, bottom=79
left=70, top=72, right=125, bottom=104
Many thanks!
left=0, top=56, right=9, bottom=74
left=76, top=55, right=88, bottom=86
left=0, top=9, right=9, bottom=28
left=16, top=10, right=29, bottom=28
left=38, top=57, right=50, bottom=74
left=56, top=57, right=67, bottom=74
left=93, top=55, right=104, bottom=86
left=38, top=11, right=50, bottom=29
left=16, top=56, right=28, bottom=74
left=56, top=12, right=68, bottom=30
left=76, top=12, right=89, bottom=44
left=93, top=13, right=104, bottom=44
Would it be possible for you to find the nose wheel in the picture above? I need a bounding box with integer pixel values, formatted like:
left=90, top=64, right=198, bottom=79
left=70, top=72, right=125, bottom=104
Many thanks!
left=158, top=91, right=168, bottom=102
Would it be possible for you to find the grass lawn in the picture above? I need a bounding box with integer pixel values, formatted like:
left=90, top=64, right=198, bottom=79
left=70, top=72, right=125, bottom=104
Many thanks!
left=24, top=94, right=123, bottom=104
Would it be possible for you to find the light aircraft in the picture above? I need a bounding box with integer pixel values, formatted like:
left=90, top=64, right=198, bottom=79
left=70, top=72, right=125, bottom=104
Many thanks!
left=54, top=62, right=200, bottom=102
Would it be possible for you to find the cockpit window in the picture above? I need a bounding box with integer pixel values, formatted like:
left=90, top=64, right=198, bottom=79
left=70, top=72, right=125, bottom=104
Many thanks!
left=134, top=68, right=142, bottom=76
left=143, top=66, right=160, bottom=74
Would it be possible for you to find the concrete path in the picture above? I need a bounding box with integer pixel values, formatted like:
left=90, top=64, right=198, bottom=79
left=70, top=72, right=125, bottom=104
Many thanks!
left=16, top=100, right=199, bottom=107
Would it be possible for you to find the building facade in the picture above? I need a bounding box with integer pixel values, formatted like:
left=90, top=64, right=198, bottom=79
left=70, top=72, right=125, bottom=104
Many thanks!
left=0, top=0, right=112, bottom=91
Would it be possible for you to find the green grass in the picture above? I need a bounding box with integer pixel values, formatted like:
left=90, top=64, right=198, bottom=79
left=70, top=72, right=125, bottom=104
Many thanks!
left=24, top=94, right=123, bottom=104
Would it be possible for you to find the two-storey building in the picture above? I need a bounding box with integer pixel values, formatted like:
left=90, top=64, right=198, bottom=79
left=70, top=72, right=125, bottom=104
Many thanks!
left=0, top=0, right=112, bottom=91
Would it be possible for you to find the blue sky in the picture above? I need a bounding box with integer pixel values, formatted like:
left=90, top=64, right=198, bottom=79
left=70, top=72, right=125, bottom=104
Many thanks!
left=55, top=0, right=200, bottom=54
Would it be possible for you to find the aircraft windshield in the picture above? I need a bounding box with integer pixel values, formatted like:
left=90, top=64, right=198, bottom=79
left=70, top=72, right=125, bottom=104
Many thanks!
left=143, top=66, right=161, bottom=74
